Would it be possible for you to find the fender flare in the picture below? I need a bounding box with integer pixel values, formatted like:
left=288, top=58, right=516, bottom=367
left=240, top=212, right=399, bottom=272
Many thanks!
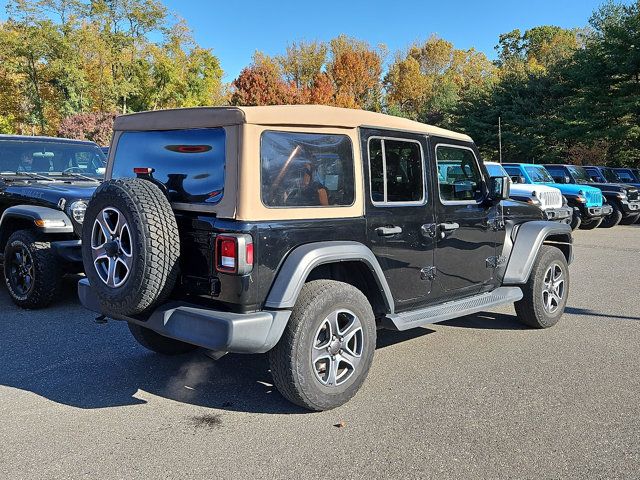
left=0, top=205, right=74, bottom=234
left=502, top=221, right=572, bottom=284
left=264, top=241, right=395, bottom=313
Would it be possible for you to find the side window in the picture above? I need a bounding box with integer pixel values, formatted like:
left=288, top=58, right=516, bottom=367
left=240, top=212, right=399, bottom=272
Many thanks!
left=436, top=145, right=483, bottom=202
left=261, top=131, right=355, bottom=208
left=618, top=171, right=633, bottom=181
left=368, top=137, right=425, bottom=205
left=503, top=166, right=520, bottom=176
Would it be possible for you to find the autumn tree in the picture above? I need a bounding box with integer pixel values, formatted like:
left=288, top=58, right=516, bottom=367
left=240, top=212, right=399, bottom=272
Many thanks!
left=57, top=111, right=116, bottom=145
left=230, top=52, right=298, bottom=106
left=328, top=35, right=384, bottom=110
left=385, top=36, right=495, bottom=124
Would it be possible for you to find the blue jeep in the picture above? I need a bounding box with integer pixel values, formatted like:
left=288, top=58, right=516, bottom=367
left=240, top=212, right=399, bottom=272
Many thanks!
left=503, top=163, right=611, bottom=230
left=545, top=164, right=640, bottom=227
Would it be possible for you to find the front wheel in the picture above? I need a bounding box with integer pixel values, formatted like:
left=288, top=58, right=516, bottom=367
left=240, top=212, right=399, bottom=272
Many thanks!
left=619, top=213, right=640, bottom=226
left=599, top=202, right=623, bottom=228
left=269, top=280, right=376, bottom=411
left=515, top=245, right=569, bottom=329
left=3, top=230, right=62, bottom=309
left=578, top=218, right=603, bottom=230
left=569, top=212, right=581, bottom=231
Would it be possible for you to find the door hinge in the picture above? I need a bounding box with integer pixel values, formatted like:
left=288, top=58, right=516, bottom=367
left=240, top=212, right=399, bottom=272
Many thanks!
left=487, top=217, right=505, bottom=231
left=486, top=255, right=507, bottom=269
left=420, top=266, right=437, bottom=281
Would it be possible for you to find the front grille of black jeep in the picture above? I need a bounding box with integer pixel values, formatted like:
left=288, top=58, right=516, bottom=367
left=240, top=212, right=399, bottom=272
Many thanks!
left=627, top=189, right=638, bottom=201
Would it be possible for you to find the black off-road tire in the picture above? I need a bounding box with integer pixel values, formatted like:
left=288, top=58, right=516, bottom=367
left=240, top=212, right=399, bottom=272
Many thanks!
left=599, top=202, right=623, bottom=228
left=269, top=280, right=376, bottom=411
left=569, top=212, right=581, bottom=230
left=578, top=218, right=602, bottom=230
left=128, top=323, right=198, bottom=355
left=3, top=230, right=63, bottom=309
left=515, top=245, right=569, bottom=329
left=82, top=178, right=180, bottom=317
left=619, top=213, right=640, bottom=226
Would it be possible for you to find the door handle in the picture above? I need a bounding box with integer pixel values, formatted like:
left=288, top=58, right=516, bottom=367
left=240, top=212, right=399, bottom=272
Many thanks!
left=439, top=222, right=460, bottom=231
left=375, top=226, right=403, bottom=236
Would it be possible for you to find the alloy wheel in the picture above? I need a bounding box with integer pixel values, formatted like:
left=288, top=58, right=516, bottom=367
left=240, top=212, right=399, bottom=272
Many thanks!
left=91, top=207, right=133, bottom=288
left=8, top=244, right=34, bottom=296
left=311, top=309, right=364, bottom=387
left=542, top=263, right=565, bottom=314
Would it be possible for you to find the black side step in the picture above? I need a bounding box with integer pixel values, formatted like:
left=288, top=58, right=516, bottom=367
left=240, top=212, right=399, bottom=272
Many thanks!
left=384, top=287, right=523, bottom=331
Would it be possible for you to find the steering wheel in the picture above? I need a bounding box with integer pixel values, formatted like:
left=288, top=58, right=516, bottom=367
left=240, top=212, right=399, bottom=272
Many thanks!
left=62, top=166, right=83, bottom=173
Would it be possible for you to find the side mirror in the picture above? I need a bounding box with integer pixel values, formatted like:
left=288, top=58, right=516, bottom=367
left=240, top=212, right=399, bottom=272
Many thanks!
left=510, top=175, right=525, bottom=184
left=488, top=176, right=510, bottom=202
left=590, top=176, right=600, bottom=183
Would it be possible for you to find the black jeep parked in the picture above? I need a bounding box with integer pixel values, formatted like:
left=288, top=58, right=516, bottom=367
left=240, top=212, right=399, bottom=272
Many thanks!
left=544, top=164, right=640, bottom=227
left=79, top=106, right=573, bottom=411
left=0, top=135, right=104, bottom=308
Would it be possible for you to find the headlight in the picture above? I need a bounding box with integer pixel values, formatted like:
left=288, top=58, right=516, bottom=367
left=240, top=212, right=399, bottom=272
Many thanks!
left=576, top=195, right=587, bottom=203
left=69, top=200, right=88, bottom=224
left=617, top=191, right=627, bottom=200
left=528, top=197, right=542, bottom=206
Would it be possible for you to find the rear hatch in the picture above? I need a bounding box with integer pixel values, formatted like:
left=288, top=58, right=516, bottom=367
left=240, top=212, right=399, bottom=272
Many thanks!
left=110, top=128, right=232, bottom=299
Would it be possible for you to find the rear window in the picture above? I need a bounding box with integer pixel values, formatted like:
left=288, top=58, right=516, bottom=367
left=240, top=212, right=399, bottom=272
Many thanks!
left=112, top=128, right=225, bottom=204
left=260, top=131, right=354, bottom=208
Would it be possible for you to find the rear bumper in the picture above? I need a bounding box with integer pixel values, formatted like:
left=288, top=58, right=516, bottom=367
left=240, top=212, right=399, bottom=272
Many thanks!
left=545, top=206, right=572, bottom=222
left=78, top=279, right=291, bottom=353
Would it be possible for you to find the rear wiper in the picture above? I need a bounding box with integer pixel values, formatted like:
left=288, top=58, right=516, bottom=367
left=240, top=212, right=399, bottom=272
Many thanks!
left=60, top=171, right=100, bottom=183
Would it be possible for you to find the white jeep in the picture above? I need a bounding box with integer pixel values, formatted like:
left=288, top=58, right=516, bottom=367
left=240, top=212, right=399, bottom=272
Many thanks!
left=485, top=162, right=572, bottom=225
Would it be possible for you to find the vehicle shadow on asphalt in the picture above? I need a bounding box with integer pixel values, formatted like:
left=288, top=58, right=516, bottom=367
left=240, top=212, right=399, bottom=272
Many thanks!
left=565, top=306, right=640, bottom=321
left=439, top=312, right=527, bottom=330
left=0, top=278, right=441, bottom=415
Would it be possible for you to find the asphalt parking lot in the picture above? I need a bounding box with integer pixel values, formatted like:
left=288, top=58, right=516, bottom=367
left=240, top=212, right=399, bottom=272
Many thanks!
left=0, top=226, right=638, bottom=479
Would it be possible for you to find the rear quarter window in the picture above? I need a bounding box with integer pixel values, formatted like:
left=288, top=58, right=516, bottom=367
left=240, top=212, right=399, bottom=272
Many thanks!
left=260, top=131, right=355, bottom=208
left=111, top=128, right=225, bottom=204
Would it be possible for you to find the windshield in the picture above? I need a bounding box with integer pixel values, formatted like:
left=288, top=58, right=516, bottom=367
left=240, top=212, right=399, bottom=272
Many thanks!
left=567, top=166, right=592, bottom=184
left=485, top=163, right=508, bottom=177
left=524, top=165, right=554, bottom=183
left=112, top=128, right=225, bottom=204
left=0, top=139, right=105, bottom=178
left=601, top=167, right=621, bottom=182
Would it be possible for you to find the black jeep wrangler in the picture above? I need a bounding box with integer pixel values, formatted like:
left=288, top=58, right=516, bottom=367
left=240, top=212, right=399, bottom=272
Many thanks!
left=79, top=106, right=573, bottom=411
left=0, top=135, right=104, bottom=308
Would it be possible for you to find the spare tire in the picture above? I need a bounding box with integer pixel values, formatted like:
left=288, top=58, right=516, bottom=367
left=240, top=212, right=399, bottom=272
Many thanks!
left=82, top=178, right=180, bottom=317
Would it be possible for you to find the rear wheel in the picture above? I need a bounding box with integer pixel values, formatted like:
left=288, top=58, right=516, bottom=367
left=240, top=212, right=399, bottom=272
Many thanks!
left=3, top=230, right=62, bottom=309
left=269, top=280, right=376, bottom=411
left=578, top=218, right=603, bottom=230
left=599, top=202, right=623, bottom=228
left=128, top=323, right=198, bottom=355
left=515, top=245, right=569, bottom=329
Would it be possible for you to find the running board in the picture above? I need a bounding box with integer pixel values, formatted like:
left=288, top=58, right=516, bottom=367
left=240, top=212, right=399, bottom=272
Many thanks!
left=384, top=287, right=523, bottom=331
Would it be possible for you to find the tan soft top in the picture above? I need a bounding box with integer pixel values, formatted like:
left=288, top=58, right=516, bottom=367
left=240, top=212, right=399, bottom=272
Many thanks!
left=113, top=105, right=472, bottom=142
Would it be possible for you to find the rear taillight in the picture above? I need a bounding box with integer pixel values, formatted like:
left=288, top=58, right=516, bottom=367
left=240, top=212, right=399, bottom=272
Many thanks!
left=215, top=234, right=253, bottom=274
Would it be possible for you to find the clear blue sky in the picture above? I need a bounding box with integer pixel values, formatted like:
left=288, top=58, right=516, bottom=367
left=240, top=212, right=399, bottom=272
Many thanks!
left=1, top=0, right=611, bottom=81
left=161, top=0, right=607, bottom=81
